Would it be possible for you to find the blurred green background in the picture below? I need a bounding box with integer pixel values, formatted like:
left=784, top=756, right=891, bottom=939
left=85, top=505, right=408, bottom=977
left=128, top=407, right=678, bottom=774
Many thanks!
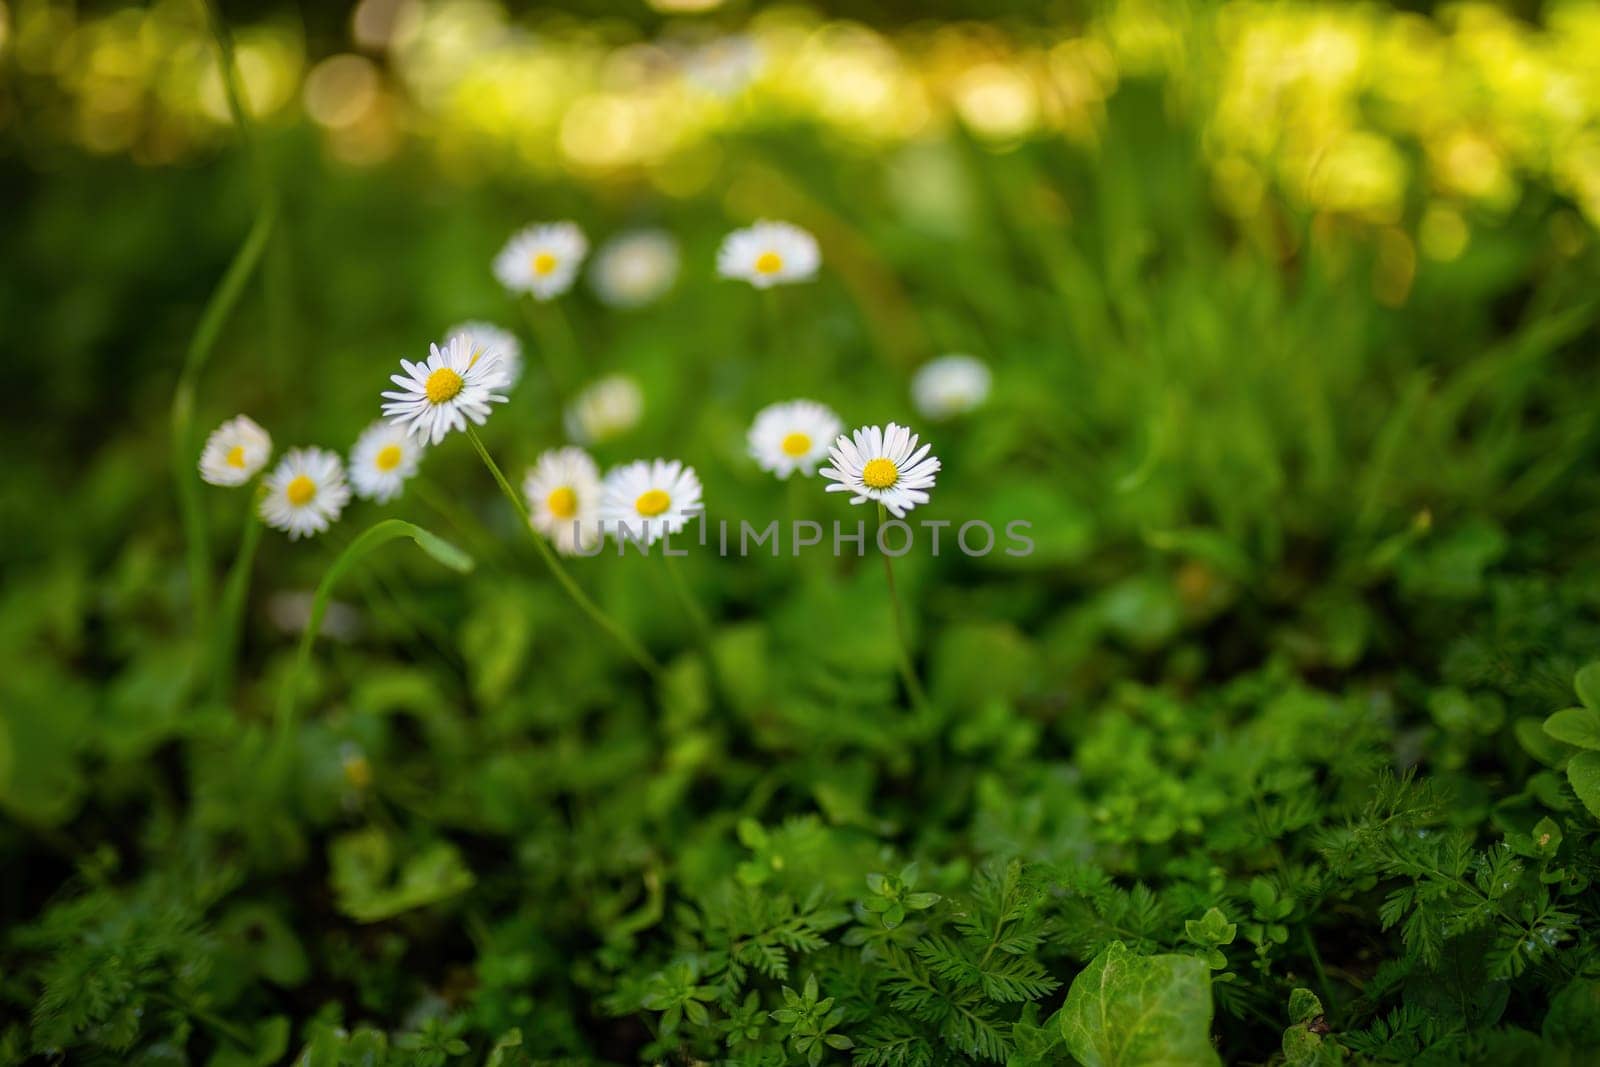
left=4, top=1, right=1600, bottom=1064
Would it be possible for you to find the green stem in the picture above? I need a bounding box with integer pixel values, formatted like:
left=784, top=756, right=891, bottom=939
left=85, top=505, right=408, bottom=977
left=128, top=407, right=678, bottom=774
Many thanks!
left=877, top=503, right=929, bottom=710
left=171, top=204, right=275, bottom=633
left=151, top=991, right=254, bottom=1049
left=204, top=0, right=291, bottom=366
left=466, top=426, right=663, bottom=677
left=211, top=492, right=264, bottom=703
left=274, top=520, right=473, bottom=761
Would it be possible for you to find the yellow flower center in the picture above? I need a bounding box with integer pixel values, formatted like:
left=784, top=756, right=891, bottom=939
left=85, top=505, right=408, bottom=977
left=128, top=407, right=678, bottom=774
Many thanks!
left=532, top=251, right=558, bottom=276
left=754, top=250, right=784, bottom=275
left=635, top=488, right=671, bottom=517
left=425, top=367, right=463, bottom=404
left=780, top=432, right=812, bottom=457
left=286, top=474, right=317, bottom=507
left=546, top=486, right=578, bottom=519
left=862, top=457, right=899, bottom=489
left=225, top=444, right=247, bottom=468
left=374, top=444, right=404, bottom=472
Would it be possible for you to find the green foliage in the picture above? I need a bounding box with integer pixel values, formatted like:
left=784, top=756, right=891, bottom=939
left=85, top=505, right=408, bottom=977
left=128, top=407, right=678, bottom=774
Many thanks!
left=6, top=3, right=1600, bottom=1064
left=1058, top=941, right=1220, bottom=1067
left=1544, top=662, right=1600, bottom=820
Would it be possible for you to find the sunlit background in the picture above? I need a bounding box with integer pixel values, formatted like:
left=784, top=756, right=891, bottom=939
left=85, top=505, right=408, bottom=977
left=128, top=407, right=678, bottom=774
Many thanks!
left=8, top=1, right=1600, bottom=234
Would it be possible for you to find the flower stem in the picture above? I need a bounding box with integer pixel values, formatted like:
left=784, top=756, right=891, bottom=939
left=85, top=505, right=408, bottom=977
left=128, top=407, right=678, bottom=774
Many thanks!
left=170, top=203, right=275, bottom=634
left=877, top=502, right=929, bottom=710
left=275, top=520, right=474, bottom=764
left=466, top=425, right=663, bottom=677
left=210, top=493, right=264, bottom=703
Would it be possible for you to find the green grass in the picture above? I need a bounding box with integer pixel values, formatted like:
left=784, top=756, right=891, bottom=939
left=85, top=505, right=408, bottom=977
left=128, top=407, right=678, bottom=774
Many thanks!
left=3, top=50, right=1600, bottom=1067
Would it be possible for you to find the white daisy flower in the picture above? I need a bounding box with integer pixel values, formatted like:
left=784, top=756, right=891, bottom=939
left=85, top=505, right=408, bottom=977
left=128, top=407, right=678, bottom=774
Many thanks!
left=348, top=420, right=424, bottom=504
left=259, top=447, right=351, bottom=540
left=716, top=220, right=820, bottom=289
left=601, top=459, right=703, bottom=547
left=588, top=229, right=680, bottom=308
left=381, top=333, right=509, bottom=445
left=444, top=320, right=523, bottom=390
left=821, top=423, right=940, bottom=519
left=199, top=415, right=272, bottom=486
left=912, top=354, right=992, bottom=420
left=564, top=374, right=644, bottom=444
left=522, top=446, right=603, bottom=555
left=747, top=399, right=842, bottom=479
left=492, top=221, right=588, bottom=300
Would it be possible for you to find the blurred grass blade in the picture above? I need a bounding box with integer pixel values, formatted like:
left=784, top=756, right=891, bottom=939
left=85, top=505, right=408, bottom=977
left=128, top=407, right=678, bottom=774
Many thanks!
left=275, top=520, right=474, bottom=749
left=170, top=203, right=275, bottom=634
left=211, top=501, right=265, bottom=704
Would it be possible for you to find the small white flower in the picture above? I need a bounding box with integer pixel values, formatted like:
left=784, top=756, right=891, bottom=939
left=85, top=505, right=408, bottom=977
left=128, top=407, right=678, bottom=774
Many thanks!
left=349, top=420, right=424, bottom=504
left=565, top=374, right=644, bottom=444
left=716, top=220, right=820, bottom=289
left=601, top=459, right=703, bottom=546
left=522, top=446, right=603, bottom=555
left=493, top=222, right=588, bottom=300
left=259, top=447, right=351, bottom=539
left=912, top=354, right=991, bottom=420
left=381, top=333, right=509, bottom=445
left=821, top=423, right=940, bottom=519
left=199, top=415, right=273, bottom=486
left=747, top=399, right=842, bottom=479
left=589, top=229, right=680, bottom=308
left=444, top=320, right=523, bottom=389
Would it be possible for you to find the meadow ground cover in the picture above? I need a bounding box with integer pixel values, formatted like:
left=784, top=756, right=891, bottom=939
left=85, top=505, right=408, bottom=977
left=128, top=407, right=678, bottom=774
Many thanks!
left=4, top=1, right=1600, bottom=1063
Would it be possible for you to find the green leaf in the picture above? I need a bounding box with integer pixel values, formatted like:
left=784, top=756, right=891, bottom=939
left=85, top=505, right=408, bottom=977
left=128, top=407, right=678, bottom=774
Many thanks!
left=1544, top=978, right=1600, bottom=1050
left=1566, top=752, right=1600, bottom=821
left=279, top=519, right=474, bottom=735
left=1288, top=988, right=1324, bottom=1026
left=1576, top=662, right=1600, bottom=712
left=1185, top=907, right=1236, bottom=947
left=1059, top=941, right=1220, bottom=1067
left=1544, top=708, right=1600, bottom=751
left=328, top=828, right=476, bottom=923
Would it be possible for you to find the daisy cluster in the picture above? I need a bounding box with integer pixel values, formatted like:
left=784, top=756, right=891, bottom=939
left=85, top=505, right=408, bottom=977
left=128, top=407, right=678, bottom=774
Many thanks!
left=198, top=216, right=991, bottom=548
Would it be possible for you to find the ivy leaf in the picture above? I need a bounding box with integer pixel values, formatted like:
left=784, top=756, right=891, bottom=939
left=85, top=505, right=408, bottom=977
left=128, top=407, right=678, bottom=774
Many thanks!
left=1058, top=940, right=1220, bottom=1067
left=1566, top=752, right=1600, bottom=822
left=1543, top=708, right=1600, bottom=751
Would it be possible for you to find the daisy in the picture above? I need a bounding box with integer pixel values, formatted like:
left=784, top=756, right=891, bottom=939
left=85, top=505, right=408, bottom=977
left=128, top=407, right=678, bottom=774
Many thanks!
left=493, top=221, right=588, bottom=300
left=381, top=333, right=509, bottom=445
left=601, top=459, right=703, bottom=547
left=821, top=423, right=940, bottom=519
left=912, top=354, right=991, bottom=420
left=444, top=320, right=523, bottom=389
left=259, top=447, right=351, bottom=539
left=523, top=446, right=604, bottom=556
left=716, top=220, right=820, bottom=289
left=747, top=399, right=842, bottom=479
left=349, top=420, right=424, bottom=504
left=565, top=374, right=644, bottom=444
left=589, top=229, right=680, bottom=308
left=199, top=415, right=272, bottom=486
